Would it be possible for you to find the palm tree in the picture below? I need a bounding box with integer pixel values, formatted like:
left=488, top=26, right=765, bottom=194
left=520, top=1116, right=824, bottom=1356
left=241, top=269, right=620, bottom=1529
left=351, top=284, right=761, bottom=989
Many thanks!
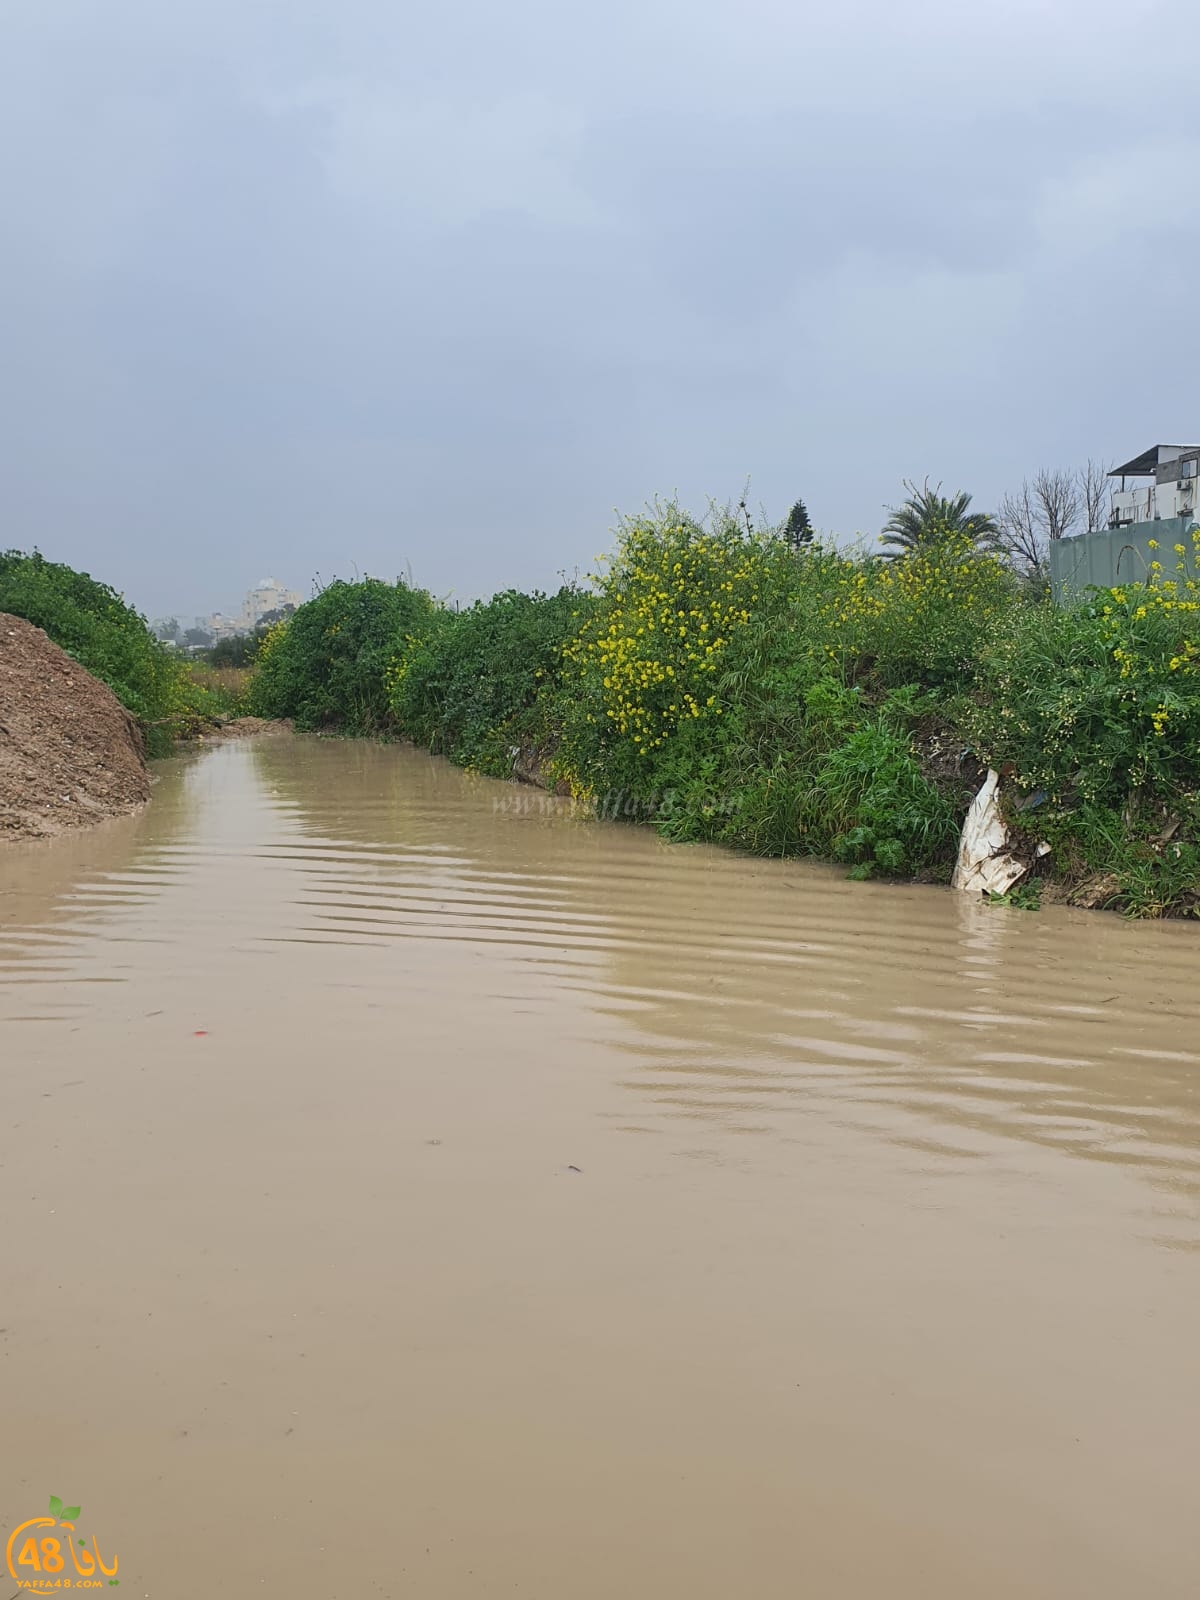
left=880, top=480, right=1000, bottom=556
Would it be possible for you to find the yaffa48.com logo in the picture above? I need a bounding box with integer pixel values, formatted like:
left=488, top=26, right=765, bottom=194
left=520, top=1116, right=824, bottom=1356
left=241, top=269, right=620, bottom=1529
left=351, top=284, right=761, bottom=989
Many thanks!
left=6, top=1495, right=120, bottom=1589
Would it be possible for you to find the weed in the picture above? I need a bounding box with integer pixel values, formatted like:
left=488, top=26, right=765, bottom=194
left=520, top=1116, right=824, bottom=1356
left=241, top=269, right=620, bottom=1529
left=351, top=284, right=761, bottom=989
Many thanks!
left=986, top=880, right=1042, bottom=911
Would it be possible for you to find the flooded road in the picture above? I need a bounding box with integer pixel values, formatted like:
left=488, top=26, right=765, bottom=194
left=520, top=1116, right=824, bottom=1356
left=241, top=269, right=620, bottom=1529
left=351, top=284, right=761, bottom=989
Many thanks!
left=1, top=735, right=1198, bottom=1598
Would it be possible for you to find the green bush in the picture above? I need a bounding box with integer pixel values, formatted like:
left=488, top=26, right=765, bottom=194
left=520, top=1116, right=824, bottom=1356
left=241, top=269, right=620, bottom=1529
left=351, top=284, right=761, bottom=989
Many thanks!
left=551, top=503, right=799, bottom=801
left=969, top=581, right=1200, bottom=807
left=539, top=506, right=957, bottom=878
left=0, top=549, right=187, bottom=752
left=964, top=544, right=1200, bottom=914
left=389, top=587, right=591, bottom=774
left=788, top=534, right=1021, bottom=688
left=819, top=719, right=959, bottom=877
left=648, top=651, right=954, bottom=877
left=248, top=578, right=437, bottom=733
left=206, top=631, right=265, bottom=669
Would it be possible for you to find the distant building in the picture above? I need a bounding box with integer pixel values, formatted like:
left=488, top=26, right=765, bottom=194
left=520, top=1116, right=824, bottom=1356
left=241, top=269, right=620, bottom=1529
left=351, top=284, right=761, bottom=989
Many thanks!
left=1050, top=442, right=1199, bottom=602
left=1109, top=445, right=1199, bottom=527
left=195, top=612, right=242, bottom=642
left=182, top=579, right=302, bottom=644
left=237, top=578, right=302, bottom=632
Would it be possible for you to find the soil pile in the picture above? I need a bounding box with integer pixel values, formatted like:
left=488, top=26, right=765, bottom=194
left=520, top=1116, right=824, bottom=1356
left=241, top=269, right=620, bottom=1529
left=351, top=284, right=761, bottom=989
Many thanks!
left=0, top=613, right=151, bottom=840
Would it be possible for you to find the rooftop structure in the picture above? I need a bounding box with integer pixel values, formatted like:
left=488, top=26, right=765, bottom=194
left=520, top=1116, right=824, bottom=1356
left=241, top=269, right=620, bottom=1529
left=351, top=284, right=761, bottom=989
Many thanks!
left=1109, top=444, right=1199, bottom=527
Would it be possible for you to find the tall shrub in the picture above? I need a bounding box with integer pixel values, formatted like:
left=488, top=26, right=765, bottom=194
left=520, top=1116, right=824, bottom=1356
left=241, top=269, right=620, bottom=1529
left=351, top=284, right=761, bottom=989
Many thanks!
left=554, top=505, right=792, bottom=797
left=248, top=578, right=436, bottom=732
left=389, top=587, right=591, bottom=773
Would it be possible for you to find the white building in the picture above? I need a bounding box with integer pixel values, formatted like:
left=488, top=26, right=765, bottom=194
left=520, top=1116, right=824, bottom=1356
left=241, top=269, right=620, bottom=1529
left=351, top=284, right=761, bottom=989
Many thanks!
left=195, top=611, right=242, bottom=642
left=1109, top=445, right=1200, bottom=527
left=237, top=578, right=302, bottom=631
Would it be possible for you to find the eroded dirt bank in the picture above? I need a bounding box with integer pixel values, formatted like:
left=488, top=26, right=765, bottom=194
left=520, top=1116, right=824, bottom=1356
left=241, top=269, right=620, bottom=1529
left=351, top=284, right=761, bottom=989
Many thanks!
left=0, top=612, right=151, bottom=839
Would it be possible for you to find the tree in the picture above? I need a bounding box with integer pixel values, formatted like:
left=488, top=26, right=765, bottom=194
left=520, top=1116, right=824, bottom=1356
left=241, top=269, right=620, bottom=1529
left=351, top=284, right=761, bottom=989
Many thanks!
left=880, top=480, right=999, bottom=556
left=997, top=461, right=1112, bottom=581
left=1080, top=458, right=1111, bottom=533
left=184, top=627, right=212, bottom=648
left=996, top=483, right=1046, bottom=581
left=1032, top=467, right=1080, bottom=542
left=206, top=632, right=259, bottom=668
left=783, top=499, right=814, bottom=548
left=257, top=604, right=295, bottom=628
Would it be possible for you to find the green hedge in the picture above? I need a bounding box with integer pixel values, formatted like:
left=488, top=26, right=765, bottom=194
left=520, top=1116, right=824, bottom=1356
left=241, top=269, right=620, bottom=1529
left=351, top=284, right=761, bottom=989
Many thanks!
left=248, top=578, right=437, bottom=733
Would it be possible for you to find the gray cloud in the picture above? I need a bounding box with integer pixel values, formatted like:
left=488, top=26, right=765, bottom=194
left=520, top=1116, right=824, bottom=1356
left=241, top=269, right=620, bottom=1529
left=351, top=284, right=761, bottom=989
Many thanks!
left=1, top=0, right=1197, bottom=617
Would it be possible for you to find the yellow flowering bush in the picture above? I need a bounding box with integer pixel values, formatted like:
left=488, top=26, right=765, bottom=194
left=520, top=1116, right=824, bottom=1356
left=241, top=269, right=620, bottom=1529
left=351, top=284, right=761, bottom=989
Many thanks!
left=555, top=506, right=784, bottom=791
left=969, top=526, right=1200, bottom=811
left=547, top=510, right=966, bottom=877
left=802, top=534, right=1018, bottom=686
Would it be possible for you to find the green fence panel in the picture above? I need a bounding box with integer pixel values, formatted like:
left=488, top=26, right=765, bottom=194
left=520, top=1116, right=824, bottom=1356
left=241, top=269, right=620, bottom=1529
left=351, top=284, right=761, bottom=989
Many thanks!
left=1050, top=516, right=1198, bottom=603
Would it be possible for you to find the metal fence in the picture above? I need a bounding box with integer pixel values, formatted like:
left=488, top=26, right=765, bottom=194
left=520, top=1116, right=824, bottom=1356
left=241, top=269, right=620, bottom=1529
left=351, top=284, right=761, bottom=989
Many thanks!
left=1049, top=516, right=1199, bottom=603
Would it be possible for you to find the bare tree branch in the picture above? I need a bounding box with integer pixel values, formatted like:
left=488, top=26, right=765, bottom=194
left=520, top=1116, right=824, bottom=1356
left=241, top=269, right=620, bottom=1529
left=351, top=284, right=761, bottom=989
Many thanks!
left=997, top=482, right=1046, bottom=575
left=1032, top=467, right=1081, bottom=543
left=1000, top=460, right=1111, bottom=590
left=1079, top=458, right=1111, bottom=533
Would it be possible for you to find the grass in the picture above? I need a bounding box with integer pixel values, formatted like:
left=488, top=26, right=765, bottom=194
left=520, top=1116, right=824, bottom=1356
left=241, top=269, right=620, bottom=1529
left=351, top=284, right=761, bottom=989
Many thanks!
left=183, top=663, right=252, bottom=717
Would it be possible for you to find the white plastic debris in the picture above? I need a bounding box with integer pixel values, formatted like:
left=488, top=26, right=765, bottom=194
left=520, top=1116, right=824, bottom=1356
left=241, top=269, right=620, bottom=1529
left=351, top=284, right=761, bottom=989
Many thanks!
left=952, top=768, right=1029, bottom=896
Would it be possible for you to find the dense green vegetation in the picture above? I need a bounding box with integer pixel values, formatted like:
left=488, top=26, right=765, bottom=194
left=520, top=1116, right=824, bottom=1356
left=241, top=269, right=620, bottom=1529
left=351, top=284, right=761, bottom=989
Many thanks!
left=12, top=491, right=1200, bottom=917
left=206, top=631, right=265, bottom=669
left=0, top=549, right=227, bottom=752
left=545, top=509, right=1000, bottom=879
left=248, top=577, right=437, bottom=733
left=389, top=587, right=593, bottom=774
left=240, top=499, right=1200, bottom=915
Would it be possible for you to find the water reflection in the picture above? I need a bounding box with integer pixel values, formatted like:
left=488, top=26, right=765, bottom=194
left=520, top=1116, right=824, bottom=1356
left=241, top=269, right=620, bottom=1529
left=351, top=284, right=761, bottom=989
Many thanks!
left=243, top=737, right=1200, bottom=1222
left=3, top=734, right=1199, bottom=1227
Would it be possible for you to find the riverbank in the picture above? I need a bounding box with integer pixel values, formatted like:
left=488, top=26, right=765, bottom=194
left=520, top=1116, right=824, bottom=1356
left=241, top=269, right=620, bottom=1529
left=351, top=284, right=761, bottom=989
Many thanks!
left=7, top=510, right=1200, bottom=912
left=245, top=508, right=1200, bottom=918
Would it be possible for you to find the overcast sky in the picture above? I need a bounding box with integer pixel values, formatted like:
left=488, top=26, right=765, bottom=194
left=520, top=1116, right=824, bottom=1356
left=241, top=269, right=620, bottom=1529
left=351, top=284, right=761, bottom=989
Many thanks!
left=2, top=0, right=1197, bottom=620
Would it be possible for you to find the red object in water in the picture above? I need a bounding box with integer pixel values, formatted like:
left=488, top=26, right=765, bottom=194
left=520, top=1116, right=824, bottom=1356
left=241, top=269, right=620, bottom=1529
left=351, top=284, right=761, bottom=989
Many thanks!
left=193, top=1029, right=208, bottom=1037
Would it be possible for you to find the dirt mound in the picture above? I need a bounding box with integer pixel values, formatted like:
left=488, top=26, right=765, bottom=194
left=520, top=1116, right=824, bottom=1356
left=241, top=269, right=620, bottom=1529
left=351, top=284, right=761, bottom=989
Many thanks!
left=0, top=613, right=151, bottom=840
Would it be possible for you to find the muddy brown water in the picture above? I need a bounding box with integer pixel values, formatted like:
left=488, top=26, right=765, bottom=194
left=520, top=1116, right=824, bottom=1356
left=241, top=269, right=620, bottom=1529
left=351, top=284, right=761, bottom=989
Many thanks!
left=1, top=735, right=1198, bottom=1598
